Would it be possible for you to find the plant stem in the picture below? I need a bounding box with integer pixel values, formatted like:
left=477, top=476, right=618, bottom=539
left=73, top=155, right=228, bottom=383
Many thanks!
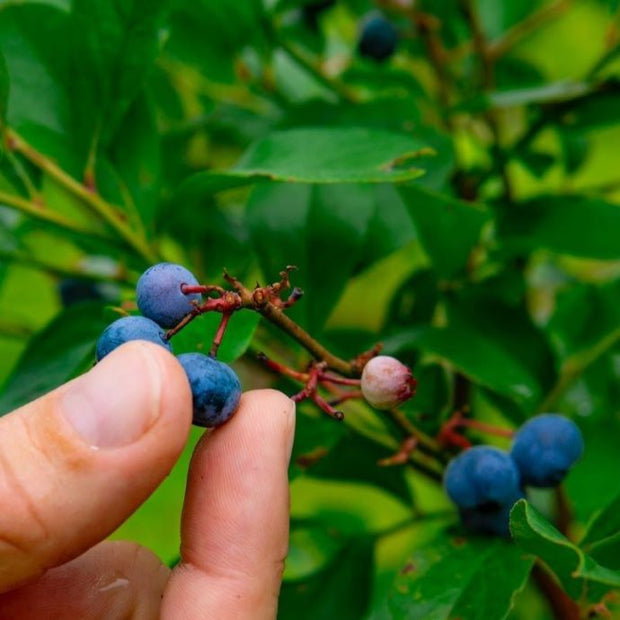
left=487, top=0, right=572, bottom=60
left=272, top=32, right=358, bottom=103
left=255, top=301, right=354, bottom=376
left=460, top=0, right=513, bottom=201
left=0, top=248, right=129, bottom=283
left=0, top=318, right=34, bottom=339
left=6, top=129, right=158, bottom=264
left=0, top=190, right=113, bottom=240
left=532, top=564, right=580, bottom=620
left=538, top=326, right=620, bottom=412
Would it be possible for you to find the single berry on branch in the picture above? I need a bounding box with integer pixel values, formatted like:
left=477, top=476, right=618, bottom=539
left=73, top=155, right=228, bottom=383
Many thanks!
left=444, top=445, right=524, bottom=537
left=510, top=414, right=584, bottom=488
left=137, top=262, right=202, bottom=328
left=358, top=14, right=399, bottom=62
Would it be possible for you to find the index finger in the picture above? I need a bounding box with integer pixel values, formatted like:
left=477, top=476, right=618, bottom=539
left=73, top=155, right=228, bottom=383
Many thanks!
left=162, top=389, right=295, bottom=620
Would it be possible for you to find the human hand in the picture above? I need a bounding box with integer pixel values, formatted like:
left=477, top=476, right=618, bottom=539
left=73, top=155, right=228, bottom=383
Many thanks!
left=0, top=342, right=296, bottom=619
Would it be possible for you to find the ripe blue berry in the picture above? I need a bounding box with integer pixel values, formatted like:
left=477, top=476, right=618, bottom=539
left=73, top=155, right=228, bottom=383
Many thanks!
left=360, top=355, right=416, bottom=410
left=96, top=316, right=172, bottom=361
left=444, top=446, right=523, bottom=537
left=444, top=446, right=522, bottom=510
left=177, top=353, right=242, bottom=428
left=511, top=414, right=584, bottom=488
left=358, top=15, right=398, bottom=62
left=136, top=263, right=202, bottom=328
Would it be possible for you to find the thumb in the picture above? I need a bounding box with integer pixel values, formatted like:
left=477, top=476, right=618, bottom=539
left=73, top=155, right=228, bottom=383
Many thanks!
left=0, top=341, right=192, bottom=593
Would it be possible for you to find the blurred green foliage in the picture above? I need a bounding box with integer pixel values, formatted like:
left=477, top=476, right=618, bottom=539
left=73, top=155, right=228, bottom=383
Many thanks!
left=2, top=0, right=620, bottom=617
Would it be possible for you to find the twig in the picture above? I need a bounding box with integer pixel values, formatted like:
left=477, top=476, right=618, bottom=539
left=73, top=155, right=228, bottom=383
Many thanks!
left=487, top=0, right=572, bottom=61
left=5, top=129, right=158, bottom=263
left=532, top=564, right=580, bottom=620
left=0, top=190, right=114, bottom=241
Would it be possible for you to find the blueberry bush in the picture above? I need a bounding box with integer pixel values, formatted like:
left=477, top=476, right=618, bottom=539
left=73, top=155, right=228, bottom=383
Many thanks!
left=1, top=0, right=620, bottom=618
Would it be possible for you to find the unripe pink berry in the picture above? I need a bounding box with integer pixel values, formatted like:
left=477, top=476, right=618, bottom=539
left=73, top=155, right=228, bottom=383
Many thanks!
left=360, top=355, right=416, bottom=410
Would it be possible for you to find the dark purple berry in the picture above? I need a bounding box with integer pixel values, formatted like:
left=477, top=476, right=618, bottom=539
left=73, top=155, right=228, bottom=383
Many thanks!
left=136, top=263, right=202, bottom=328
left=177, top=353, right=242, bottom=428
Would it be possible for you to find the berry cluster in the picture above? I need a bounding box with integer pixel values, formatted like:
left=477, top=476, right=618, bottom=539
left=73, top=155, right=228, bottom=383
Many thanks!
left=95, top=262, right=242, bottom=428
left=443, top=414, right=584, bottom=537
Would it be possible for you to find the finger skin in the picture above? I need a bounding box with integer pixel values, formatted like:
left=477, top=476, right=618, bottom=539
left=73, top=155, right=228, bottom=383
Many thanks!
left=0, top=342, right=192, bottom=593
left=162, top=389, right=295, bottom=620
left=0, top=541, right=169, bottom=620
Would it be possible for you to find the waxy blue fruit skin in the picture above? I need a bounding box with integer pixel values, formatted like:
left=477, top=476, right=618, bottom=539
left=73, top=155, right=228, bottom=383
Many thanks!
left=96, top=316, right=172, bottom=361
left=358, top=15, right=398, bottom=62
left=444, top=446, right=523, bottom=537
left=444, top=446, right=522, bottom=510
left=177, top=353, right=242, bottom=428
left=511, top=414, right=584, bottom=488
left=136, top=263, right=202, bottom=328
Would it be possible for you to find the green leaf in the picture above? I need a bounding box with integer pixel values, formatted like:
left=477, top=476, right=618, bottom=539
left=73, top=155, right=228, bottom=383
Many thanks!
left=0, top=48, right=8, bottom=129
left=0, top=4, right=71, bottom=136
left=0, top=302, right=108, bottom=414
left=247, top=182, right=383, bottom=332
left=498, top=196, right=620, bottom=260
left=278, top=537, right=374, bottom=620
left=583, top=491, right=620, bottom=546
left=386, top=326, right=540, bottom=405
left=170, top=310, right=261, bottom=364
left=389, top=532, right=533, bottom=620
left=307, top=430, right=414, bottom=505
left=398, top=185, right=491, bottom=279
left=176, top=128, right=435, bottom=201
left=70, top=0, right=168, bottom=160
left=510, top=500, right=620, bottom=601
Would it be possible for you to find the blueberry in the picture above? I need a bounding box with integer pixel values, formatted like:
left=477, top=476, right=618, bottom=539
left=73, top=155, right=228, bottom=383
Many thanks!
left=177, top=353, right=242, bottom=428
left=136, top=263, right=202, bottom=328
left=511, top=414, right=584, bottom=488
left=360, top=355, right=416, bottom=410
left=96, top=316, right=172, bottom=361
left=444, top=446, right=523, bottom=537
left=358, top=15, right=398, bottom=62
left=444, top=446, right=522, bottom=510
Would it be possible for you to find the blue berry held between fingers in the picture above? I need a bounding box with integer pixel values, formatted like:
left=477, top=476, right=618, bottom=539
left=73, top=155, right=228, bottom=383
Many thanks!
left=358, top=15, right=398, bottom=62
left=96, top=316, right=172, bottom=361
left=136, top=263, right=202, bottom=328
left=444, top=445, right=522, bottom=511
left=511, top=414, right=584, bottom=488
left=177, top=353, right=242, bottom=428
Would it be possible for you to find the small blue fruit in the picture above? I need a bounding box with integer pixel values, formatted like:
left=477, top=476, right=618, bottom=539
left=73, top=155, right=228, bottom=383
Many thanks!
left=358, top=15, right=398, bottom=62
left=96, top=316, right=172, bottom=361
left=177, top=353, right=242, bottom=428
left=444, top=446, right=523, bottom=537
left=444, top=446, right=522, bottom=510
left=511, top=414, right=584, bottom=487
left=136, top=263, right=202, bottom=328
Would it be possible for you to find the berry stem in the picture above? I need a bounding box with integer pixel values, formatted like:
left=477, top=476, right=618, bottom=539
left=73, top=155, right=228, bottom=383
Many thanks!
left=210, top=311, right=233, bottom=357
left=456, top=417, right=515, bottom=439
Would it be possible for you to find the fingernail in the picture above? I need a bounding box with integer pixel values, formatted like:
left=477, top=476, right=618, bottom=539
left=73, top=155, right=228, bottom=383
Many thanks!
left=61, top=343, right=163, bottom=448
